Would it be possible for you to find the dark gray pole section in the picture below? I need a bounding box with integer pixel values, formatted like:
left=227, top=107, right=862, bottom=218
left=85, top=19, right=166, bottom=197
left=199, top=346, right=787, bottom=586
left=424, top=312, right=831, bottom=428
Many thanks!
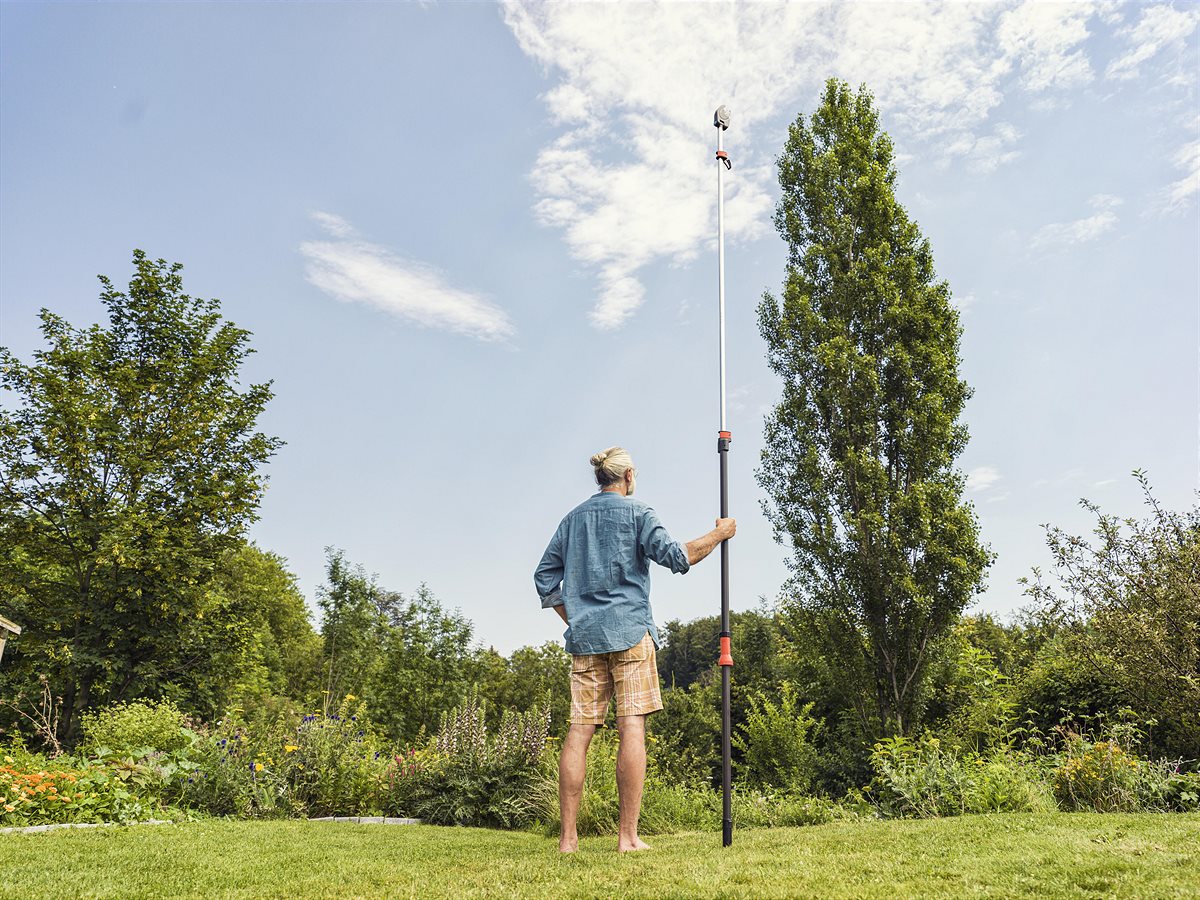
left=719, top=432, right=732, bottom=847
left=713, top=104, right=733, bottom=848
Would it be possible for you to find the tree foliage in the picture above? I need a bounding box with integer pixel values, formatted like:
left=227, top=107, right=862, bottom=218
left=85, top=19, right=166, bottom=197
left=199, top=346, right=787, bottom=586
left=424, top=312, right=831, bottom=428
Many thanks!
left=1023, top=472, right=1200, bottom=757
left=757, top=81, right=991, bottom=735
left=0, top=251, right=282, bottom=743
left=316, top=549, right=477, bottom=743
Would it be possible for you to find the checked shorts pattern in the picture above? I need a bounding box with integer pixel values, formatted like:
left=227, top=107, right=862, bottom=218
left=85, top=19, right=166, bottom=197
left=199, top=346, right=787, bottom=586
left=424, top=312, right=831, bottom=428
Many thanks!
left=569, top=631, right=663, bottom=724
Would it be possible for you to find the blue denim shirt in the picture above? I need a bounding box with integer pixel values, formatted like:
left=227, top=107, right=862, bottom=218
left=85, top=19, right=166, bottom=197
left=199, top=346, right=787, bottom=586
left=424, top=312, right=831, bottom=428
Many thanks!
left=534, top=491, right=690, bottom=655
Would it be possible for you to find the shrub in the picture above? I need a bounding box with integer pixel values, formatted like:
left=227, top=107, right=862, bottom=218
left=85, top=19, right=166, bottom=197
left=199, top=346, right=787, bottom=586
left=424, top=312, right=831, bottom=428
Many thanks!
left=648, top=680, right=720, bottom=785
left=0, top=747, right=159, bottom=826
left=869, top=736, right=1054, bottom=818
left=179, top=695, right=390, bottom=818
left=78, top=699, right=194, bottom=756
left=177, top=721, right=297, bottom=818
left=395, top=693, right=550, bottom=828
left=732, top=682, right=820, bottom=794
left=1050, top=723, right=1197, bottom=813
left=534, top=728, right=850, bottom=837
left=287, top=696, right=389, bottom=817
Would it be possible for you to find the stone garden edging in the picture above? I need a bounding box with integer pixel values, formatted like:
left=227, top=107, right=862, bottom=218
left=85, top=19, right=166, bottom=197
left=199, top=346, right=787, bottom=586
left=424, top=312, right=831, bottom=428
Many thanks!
left=2, top=816, right=422, bottom=834
left=308, top=816, right=422, bottom=825
left=1, top=819, right=173, bottom=835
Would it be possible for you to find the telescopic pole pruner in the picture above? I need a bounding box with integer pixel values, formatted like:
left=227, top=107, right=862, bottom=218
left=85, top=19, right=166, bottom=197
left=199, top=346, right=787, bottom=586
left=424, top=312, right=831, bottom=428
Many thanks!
left=713, top=104, right=734, bottom=849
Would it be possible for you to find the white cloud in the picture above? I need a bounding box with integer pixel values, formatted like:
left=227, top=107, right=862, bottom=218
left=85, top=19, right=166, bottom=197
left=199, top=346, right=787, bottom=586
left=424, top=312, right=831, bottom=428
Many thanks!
left=309, top=211, right=356, bottom=239
left=301, top=212, right=515, bottom=342
left=501, top=1, right=1168, bottom=329
left=1160, top=133, right=1200, bottom=212
left=996, top=0, right=1096, bottom=92
left=944, top=122, right=1023, bottom=174
left=967, top=466, right=1002, bottom=492
left=1031, top=193, right=1123, bottom=250
left=1106, top=4, right=1200, bottom=82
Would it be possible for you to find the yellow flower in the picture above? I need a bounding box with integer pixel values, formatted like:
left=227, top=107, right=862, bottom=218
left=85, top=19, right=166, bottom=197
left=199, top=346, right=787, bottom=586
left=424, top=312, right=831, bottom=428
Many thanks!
left=284, top=745, right=299, bottom=754
left=345, top=694, right=357, bottom=701
left=4, top=804, right=13, bottom=812
left=254, top=762, right=264, bottom=772
left=3, top=757, right=11, bottom=764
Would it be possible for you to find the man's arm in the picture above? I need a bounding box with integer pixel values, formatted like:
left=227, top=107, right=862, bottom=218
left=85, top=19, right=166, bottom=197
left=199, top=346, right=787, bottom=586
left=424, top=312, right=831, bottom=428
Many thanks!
left=685, top=518, right=736, bottom=566
left=553, top=604, right=568, bottom=625
left=535, top=526, right=566, bottom=610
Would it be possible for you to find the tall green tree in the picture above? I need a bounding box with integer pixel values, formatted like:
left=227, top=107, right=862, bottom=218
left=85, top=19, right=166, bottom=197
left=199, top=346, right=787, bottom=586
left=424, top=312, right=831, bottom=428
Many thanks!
left=196, top=542, right=322, bottom=717
left=757, top=81, right=990, bottom=736
left=0, top=251, right=281, bottom=743
left=316, top=549, right=477, bottom=742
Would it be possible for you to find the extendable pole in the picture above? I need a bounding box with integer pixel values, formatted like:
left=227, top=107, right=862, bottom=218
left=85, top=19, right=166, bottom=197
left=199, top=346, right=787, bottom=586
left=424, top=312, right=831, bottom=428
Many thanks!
left=713, top=105, right=734, bottom=849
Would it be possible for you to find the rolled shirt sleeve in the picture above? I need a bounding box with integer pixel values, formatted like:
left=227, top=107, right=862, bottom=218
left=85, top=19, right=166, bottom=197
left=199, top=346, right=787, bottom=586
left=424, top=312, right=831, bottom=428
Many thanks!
left=638, top=506, right=691, bottom=574
left=534, top=524, right=566, bottom=607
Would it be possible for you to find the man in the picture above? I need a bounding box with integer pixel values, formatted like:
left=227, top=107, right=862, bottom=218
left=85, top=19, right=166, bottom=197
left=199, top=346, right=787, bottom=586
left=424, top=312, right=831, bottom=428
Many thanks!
left=534, top=446, right=736, bottom=853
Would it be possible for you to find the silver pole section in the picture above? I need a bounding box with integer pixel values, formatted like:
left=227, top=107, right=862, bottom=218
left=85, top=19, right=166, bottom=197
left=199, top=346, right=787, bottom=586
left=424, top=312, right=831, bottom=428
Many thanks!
left=717, top=121, right=728, bottom=431
left=713, top=104, right=733, bottom=850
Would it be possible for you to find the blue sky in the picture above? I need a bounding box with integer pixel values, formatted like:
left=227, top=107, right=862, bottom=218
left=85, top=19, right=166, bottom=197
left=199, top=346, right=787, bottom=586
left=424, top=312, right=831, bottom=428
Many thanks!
left=2, top=1, right=1197, bottom=655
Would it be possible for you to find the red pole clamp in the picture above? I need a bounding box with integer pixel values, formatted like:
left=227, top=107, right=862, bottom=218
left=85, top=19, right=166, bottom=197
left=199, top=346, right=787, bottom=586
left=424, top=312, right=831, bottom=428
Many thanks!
left=715, top=150, right=731, bottom=170
left=718, top=634, right=733, bottom=667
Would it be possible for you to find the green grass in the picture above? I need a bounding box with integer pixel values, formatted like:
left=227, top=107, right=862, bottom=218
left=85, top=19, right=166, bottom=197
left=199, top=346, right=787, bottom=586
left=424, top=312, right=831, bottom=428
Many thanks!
left=2, top=814, right=1197, bottom=898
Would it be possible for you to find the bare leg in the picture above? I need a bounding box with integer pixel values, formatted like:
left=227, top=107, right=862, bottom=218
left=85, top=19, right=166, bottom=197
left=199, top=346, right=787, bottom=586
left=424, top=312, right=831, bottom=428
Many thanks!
left=558, top=722, right=596, bottom=853
left=616, top=714, right=651, bottom=852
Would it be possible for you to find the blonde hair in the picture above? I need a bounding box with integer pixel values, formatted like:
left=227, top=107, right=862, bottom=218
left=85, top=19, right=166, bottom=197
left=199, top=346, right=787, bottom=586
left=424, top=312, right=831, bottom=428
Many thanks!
left=590, top=446, right=634, bottom=488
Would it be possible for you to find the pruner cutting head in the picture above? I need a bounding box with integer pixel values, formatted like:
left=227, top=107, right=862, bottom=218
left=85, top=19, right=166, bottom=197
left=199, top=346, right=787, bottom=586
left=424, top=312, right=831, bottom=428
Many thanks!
left=714, top=106, right=731, bottom=130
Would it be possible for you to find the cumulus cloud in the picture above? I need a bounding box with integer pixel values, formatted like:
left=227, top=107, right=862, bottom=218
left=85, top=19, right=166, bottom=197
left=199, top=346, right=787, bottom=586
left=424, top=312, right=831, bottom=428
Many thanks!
left=1106, top=3, right=1200, bottom=81
left=966, top=466, right=1002, bottom=492
left=300, top=212, right=516, bottom=342
left=1031, top=193, right=1123, bottom=250
left=502, top=0, right=1128, bottom=329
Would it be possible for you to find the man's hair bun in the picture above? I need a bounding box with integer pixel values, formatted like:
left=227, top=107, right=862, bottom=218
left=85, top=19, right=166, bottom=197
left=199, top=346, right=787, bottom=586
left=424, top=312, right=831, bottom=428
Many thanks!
left=589, top=446, right=634, bottom=488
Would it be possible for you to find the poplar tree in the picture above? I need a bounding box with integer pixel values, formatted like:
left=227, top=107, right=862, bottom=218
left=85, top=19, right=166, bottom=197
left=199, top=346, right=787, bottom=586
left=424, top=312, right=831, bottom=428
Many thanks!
left=757, top=81, right=991, bottom=735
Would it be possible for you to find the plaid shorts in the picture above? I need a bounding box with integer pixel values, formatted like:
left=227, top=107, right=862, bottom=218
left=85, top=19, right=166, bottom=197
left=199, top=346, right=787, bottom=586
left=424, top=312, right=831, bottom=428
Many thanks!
left=569, top=631, right=663, bottom=725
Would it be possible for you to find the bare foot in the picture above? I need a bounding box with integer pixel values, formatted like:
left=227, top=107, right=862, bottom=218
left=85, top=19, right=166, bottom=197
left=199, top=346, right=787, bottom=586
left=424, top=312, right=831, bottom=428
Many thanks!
left=559, top=838, right=579, bottom=854
left=617, top=838, right=651, bottom=853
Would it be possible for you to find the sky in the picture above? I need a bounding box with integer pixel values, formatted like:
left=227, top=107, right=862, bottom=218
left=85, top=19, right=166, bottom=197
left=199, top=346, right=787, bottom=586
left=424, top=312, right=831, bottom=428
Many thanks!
left=1, top=1, right=1197, bottom=656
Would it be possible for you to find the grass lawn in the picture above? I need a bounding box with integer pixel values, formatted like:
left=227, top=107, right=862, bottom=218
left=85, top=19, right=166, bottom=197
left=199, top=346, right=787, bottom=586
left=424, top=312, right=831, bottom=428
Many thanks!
left=1, top=813, right=1197, bottom=898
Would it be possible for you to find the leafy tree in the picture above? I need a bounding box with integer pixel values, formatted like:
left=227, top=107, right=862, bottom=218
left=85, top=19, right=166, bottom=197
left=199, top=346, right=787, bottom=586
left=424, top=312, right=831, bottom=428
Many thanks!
left=475, top=642, right=570, bottom=737
left=757, top=80, right=991, bottom=736
left=1007, top=628, right=1126, bottom=740
left=0, top=251, right=281, bottom=743
left=657, top=610, right=781, bottom=692
left=1023, top=473, right=1200, bottom=756
left=372, top=584, right=476, bottom=742
left=194, top=542, right=322, bottom=717
left=316, top=549, right=477, bottom=743
left=316, top=548, right=392, bottom=707
left=652, top=611, right=784, bottom=786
